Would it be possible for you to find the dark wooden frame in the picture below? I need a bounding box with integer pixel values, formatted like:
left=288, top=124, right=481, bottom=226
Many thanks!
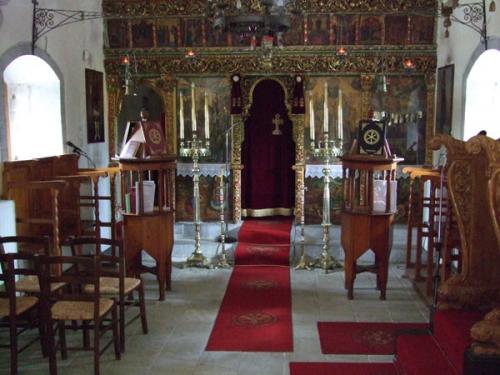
left=85, top=69, right=105, bottom=143
left=435, top=64, right=454, bottom=135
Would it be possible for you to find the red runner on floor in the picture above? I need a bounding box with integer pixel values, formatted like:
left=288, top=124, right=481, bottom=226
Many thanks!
left=206, top=217, right=293, bottom=352
left=290, top=362, right=397, bottom=375
left=318, top=322, right=429, bottom=355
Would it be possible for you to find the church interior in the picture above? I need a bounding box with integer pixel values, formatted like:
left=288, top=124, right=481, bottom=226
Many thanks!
left=0, top=0, right=499, bottom=374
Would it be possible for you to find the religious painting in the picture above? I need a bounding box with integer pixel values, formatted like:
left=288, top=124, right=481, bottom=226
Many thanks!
left=182, top=18, right=204, bottom=47
left=410, top=15, right=434, bottom=44
left=85, top=69, right=104, bottom=143
left=305, top=76, right=362, bottom=156
left=107, top=19, right=129, bottom=48
left=131, top=19, right=154, bottom=48
left=335, top=15, right=357, bottom=45
left=282, top=14, right=304, bottom=46
left=370, top=76, right=427, bottom=164
left=304, top=176, right=342, bottom=224
left=385, top=15, right=408, bottom=45
left=176, top=176, right=223, bottom=221
left=206, top=19, right=229, bottom=46
left=359, top=16, right=383, bottom=45
left=176, top=77, right=231, bottom=163
left=156, top=18, right=180, bottom=48
left=307, top=14, right=329, bottom=45
left=435, top=65, right=454, bottom=136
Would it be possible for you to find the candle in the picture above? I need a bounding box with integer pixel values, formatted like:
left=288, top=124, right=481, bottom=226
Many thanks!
left=309, top=92, right=315, bottom=141
left=337, top=88, right=343, bottom=140
left=323, top=81, right=328, bottom=134
left=179, top=91, right=184, bottom=140
left=204, top=91, right=210, bottom=139
left=191, top=82, right=197, bottom=132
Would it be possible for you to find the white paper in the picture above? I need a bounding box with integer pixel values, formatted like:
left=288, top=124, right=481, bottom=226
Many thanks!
left=136, top=180, right=156, bottom=213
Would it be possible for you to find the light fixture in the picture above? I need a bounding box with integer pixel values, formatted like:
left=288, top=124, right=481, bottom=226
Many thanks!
left=122, top=54, right=138, bottom=96
left=185, top=49, right=196, bottom=58
left=403, top=58, right=416, bottom=71
left=375, top=55, right=388, bottom=93
left=441, top=0, right=496, bottom=49
left=211, top=0, right=291, bottom=48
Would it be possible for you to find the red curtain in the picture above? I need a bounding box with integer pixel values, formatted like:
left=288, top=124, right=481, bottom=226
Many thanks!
left=242, top=79, right=295, bottom=215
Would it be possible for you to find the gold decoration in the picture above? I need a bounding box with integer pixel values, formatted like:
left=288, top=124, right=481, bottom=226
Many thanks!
left=103, top=0, right=435, bottom=16
left=424, top=73, right=436, bottom=164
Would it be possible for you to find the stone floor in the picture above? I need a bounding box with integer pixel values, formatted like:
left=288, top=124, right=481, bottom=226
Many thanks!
left=1, top=262, right=429, bottom=375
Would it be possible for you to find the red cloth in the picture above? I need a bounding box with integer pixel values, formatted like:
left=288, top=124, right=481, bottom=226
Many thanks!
left=318, top=321, right=429, bottom=355
left=290, top=362, right=397, bottom=375
left=395, top=334, right=457, bottom=375
left=241, top=80, right=295, bottom=212
left=206, top=217, right=293, bottom=352
left=433, top=309, right=485, bottom=374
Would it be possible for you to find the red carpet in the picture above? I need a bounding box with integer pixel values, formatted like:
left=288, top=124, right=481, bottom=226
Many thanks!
left=318, top=322, right=429, bottom=355
left=290, top=362, right=397, bottom=375
left=206, top=216, right=293, bottom=352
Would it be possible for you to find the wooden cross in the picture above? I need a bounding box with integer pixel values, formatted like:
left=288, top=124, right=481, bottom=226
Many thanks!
left=272, top=114, right=284, bottom=135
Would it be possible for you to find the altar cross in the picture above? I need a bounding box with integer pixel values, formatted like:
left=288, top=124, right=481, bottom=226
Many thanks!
left=272, top=114, right=284, bottom=135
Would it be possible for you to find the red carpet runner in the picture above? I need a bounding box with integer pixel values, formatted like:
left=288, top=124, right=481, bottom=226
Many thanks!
left=290, top=362, right=398, bottom=375
left=206, top=217, right=293, bottom=352
left=318, top=322, right=429, bottom=355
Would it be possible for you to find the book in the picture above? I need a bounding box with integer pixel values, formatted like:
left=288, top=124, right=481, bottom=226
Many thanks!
left=135, top=180, right=156, bottom=214
left=141, top=121, right=168, bottom=156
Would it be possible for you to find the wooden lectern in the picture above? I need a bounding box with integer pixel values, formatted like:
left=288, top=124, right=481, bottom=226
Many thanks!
left=119, top=156, right=176, bottom=301
left=341, top=119, right=403, bottom=299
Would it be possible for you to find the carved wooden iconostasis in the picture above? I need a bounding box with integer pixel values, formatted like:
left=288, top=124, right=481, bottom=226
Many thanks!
left=103, top=0, right=437, bottom=224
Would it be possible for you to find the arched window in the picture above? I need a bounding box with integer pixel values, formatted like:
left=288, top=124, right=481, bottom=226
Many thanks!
left=464, top=49, right=500, bottom=140
left=3, top=55, right=63, bottom=160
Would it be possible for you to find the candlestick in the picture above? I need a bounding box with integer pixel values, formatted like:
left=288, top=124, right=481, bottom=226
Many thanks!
left=323, top=81, right=329, bottom=134
left=204, top=91, right=210, bottom=140
left=337, top=88, right=343, bottom=140
left=309, top=93, right=315, bottom=142
left=179, top=91, right=185, bottom=140
left=191, top=82, right=197, bottom=132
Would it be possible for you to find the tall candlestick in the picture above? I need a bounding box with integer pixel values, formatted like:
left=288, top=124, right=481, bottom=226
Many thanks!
left=323, top=81, right=329, bottom=134
left=204, top=91, right=210, bottom=139
left=309, top=93, right=315, bottom=141
left=337, top=88, right=343, bottom=140
left=191, top=82, right=197, bottom=132
left=179, top=91, right=185, bottom=140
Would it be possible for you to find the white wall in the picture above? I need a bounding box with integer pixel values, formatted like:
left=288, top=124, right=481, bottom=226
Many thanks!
left=0, top=0, right=107, bottom=195
left=436, top=3, right=500, bottom=139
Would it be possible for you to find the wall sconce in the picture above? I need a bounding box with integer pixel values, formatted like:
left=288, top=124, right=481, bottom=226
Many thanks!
left=336, top=47, right=348, bottom=57
left=185, top=49, right=196, bottom=58
left=122, top=54, right=137, bottom=96
left=441, top=0, right=496, bottom=49
left=403, top=58, right=416, bottom=71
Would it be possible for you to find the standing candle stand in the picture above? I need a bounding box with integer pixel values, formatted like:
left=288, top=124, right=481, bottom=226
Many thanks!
left=295, top=183, right=310, bottom=270
left=216, top=167, right=231, bottom=268
left=310, top=132, right=343, bottom=272
left=180, top=83, right=211, bottom=268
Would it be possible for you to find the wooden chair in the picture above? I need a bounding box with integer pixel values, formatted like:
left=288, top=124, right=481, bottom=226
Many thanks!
left=67, top=236, right=148, bottom=353
left=37, top=255, right=121, bottom=375
left=0, top=252, right=43, bottom=375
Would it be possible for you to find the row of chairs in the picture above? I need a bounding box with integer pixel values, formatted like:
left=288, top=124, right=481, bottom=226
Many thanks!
left=0, top=235, right=148, bottom=375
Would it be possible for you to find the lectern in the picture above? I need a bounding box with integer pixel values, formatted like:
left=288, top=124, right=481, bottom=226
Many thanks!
left=341, top=119, right=403, bottom=299
left=119, top=156, right=176, bottom=301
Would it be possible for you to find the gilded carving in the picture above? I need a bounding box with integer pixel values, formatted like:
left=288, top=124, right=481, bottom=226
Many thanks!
left=470, top=308, right=500, bottom=356
left=104, top=54, right=436, bottom=76
left=103, top=0, right=435, bottom=17
left=293, top=164, right=305, bottom=223
left=360, top=74, right=375, bottom=120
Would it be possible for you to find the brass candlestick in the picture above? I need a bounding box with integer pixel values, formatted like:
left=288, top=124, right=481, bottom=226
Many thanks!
left=310, top=132, right=343, bottom=272
left=295, top=183, right=310, bottom=270
left=216, top=167, right=231, bottom=268
left=180, top=135, right=211, bottom=268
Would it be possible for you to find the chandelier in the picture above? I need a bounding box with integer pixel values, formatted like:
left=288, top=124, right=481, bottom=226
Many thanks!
left=211, top=0, right=291, bottom=45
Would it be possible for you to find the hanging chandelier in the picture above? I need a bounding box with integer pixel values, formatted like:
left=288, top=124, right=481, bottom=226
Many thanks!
left=211, top=0, right=291, bottom=44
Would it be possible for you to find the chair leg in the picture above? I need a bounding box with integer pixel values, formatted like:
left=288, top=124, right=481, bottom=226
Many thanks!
left=10, top=316, right=18, bottom=375
left=46, top=320, right=58, bottom=375
left=83, top=320, right=90, bottom=349
left=138, top=281, right=148, bottom=334
left=112, top=305, right=121, bottom=360
left=119, top=295, right=125, bottom=353
left=94, top=319, right=100, bottom=375
left=58, top=320, right=68, bottom=360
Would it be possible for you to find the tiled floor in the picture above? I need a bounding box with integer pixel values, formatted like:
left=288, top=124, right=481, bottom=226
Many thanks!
left=1, top=263, right=429, bottom=375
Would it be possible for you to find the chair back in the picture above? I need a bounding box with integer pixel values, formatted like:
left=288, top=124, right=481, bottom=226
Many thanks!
left=0, top=252, right=38, bottom=316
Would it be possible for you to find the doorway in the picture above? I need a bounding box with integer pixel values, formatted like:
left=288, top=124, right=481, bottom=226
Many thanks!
left=241, top=79, right=295, bottom=217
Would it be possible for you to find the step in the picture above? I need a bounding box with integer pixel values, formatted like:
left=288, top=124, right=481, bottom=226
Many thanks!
left=433, top=309, right=485, bottom=374
left=395, top=334, right=457, bottom=375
